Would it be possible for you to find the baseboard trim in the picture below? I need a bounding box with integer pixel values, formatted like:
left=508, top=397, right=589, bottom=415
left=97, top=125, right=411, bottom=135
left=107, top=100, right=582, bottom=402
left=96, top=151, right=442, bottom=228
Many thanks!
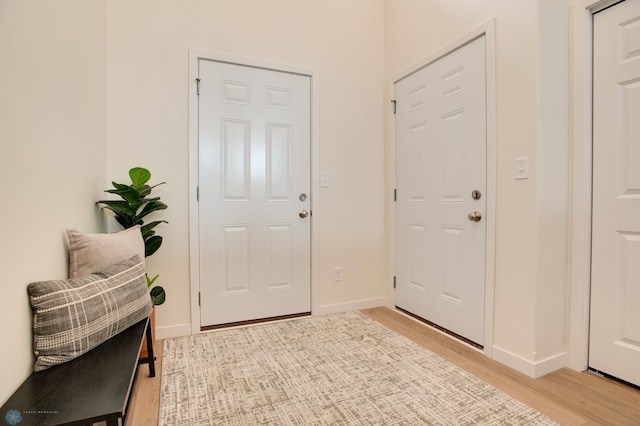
left=156, top=323, right=191, bottom=340
left=156, top=298, right=390, bottom=339
left=315, top=297, right=390, bottom=316
left=492, top=345, right=568, bottom=378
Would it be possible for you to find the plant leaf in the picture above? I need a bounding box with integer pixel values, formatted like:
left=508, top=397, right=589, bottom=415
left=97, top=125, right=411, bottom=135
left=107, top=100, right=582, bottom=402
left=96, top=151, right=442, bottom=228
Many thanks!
left=106, top=181, right=133, bottom=192
left=150, top=285, right=166, bottom=306
left=139, top=184, right=152, bottom=197
left=146, top=274, right=159, bottom=288
left=95, top=200, right=137, bottom=219
left=139, top=196, right=162, bottom=206
left=150, top=182, right=166, bottom=190
left=135, top=200, right=168, bottom=223
left=115, top=215, right=139, bottom=229
left=139, top=182, right=167, bottom=198
left=141, top=220, right=168, bottom=239
left=129, top=167, right=151, bottom=190
left=145, top=235, right=163, bottom=257
left=104, top=183, right=141, bottom=208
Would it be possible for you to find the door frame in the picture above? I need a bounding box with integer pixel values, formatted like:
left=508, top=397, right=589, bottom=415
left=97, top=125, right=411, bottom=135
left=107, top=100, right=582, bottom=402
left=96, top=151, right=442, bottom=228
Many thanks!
left=569, top=0, right=625, bottom=372
left=188, top=50, right=319, bottom=335
left=388, top=19, right=497, bottom=357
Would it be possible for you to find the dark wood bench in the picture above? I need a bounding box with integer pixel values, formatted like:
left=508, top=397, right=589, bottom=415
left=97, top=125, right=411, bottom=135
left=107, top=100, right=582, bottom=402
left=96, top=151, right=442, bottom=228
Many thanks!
left=1, top=317, right=155, bottom=426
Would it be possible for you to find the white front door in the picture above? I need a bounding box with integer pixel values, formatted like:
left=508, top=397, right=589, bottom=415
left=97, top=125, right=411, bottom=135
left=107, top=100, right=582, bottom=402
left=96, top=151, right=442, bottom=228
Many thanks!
left=198, top=60, right=311, bottom=327
left=395, top=36, right=487, bottom=346
left=590, top=0, right=640, bottom=386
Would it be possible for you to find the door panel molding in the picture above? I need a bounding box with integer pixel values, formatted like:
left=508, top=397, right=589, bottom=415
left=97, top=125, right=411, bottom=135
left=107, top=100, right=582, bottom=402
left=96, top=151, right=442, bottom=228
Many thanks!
left=388, top=19, right=496, bottom=357
left=587, top=0, right=640, bottom=386
left=188, top=50, right=318, bottom=335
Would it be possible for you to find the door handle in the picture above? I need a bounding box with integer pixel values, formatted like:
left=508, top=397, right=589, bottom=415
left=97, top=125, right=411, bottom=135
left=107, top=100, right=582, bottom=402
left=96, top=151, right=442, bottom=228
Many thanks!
left=299, top=210, right=309, bottom=219
left=467, top=211, right=482, bottom=222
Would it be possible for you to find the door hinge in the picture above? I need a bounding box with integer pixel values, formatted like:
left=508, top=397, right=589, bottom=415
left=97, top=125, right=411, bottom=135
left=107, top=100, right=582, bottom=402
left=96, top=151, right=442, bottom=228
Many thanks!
left=196, top=78, right=201, bottom=96
left=198, top=292, right=201, bottom=306
left=394, top=188, right=397, bottom=202
left=196, top=185, right=199, bottom=202
left=391, top=99, right=397, bottom=114
left=393, top=276, right=397, bottom=289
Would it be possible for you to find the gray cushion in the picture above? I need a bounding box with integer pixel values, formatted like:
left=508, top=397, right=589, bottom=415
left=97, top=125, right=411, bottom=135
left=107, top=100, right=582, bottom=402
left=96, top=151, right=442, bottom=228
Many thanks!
left=67, top=226, right=145, bottom=279
left=27, top=255, right=152, bottom=372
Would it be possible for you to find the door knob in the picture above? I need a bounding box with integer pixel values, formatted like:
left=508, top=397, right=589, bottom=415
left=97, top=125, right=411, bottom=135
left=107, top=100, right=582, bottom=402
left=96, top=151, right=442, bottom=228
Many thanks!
left=467, top=211, right=482, bottom=222
left=299, top=210, right=309, bottom=218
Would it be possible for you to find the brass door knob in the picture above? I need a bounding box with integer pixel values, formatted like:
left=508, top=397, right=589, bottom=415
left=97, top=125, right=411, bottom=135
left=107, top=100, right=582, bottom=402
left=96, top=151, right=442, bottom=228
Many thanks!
left=467, top=211, right=482, bottom=222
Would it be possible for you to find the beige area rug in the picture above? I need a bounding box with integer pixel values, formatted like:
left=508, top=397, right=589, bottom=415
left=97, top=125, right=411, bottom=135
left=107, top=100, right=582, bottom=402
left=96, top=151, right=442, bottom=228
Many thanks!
left=159, top=312, right=557, bottom=425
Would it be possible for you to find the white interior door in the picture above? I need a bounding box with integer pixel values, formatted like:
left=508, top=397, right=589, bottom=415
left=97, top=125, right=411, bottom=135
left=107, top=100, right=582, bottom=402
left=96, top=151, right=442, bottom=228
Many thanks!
left=198, top=60, right=311, bottom=327
left=590, top=0, right=640, bottom=387
left=395, top=36, right=487, bottom=346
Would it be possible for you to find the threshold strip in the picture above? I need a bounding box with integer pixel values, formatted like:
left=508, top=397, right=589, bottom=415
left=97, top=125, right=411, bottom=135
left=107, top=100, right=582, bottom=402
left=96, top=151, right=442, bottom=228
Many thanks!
left=201, top=312, right=311, bottom=331
left=395, top=306, right=484, bottom=350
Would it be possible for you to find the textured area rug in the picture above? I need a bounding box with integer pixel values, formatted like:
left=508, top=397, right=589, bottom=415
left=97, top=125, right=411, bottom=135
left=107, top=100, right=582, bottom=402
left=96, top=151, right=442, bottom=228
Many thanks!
left=159, top=312, right=557, bottom=425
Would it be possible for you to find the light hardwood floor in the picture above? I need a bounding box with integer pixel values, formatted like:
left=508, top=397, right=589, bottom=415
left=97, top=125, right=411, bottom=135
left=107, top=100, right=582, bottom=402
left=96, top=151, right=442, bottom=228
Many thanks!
left=126, top=307, right=640, bottom=425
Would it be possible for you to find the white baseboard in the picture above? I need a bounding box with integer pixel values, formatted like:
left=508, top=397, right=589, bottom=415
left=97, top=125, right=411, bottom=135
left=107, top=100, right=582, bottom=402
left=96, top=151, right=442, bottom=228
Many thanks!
left=492, top=345, right=568, bottom=378
left=156, top=323, right=192, bottom=340
left=156, top=298, right=390, bottom=339
left=315, top=297, right=391, bottom=316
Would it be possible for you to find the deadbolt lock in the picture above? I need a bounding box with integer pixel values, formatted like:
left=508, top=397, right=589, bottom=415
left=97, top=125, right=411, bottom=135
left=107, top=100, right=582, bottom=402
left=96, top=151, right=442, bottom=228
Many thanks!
left=471, top=190, right=482, bottom=200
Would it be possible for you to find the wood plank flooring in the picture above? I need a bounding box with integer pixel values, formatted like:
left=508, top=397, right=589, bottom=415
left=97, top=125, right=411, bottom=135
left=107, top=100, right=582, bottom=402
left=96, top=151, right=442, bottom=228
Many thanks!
left=126, top=307, right=640, bottom=425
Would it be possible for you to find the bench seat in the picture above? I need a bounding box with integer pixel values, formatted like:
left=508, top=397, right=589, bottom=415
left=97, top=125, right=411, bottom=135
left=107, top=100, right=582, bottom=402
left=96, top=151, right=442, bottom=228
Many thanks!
left=1, top=317, right=155, bottom=426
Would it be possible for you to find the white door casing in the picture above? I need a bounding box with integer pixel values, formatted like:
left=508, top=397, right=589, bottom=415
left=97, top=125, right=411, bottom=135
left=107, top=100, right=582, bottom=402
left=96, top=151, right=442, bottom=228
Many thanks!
left=569, top=0, right=619, bottom=372
left=589, top=0, right=640, bottom=386
left=395, top=35, right=487, bottom=346
left=197, top=59, right=311, bottom=327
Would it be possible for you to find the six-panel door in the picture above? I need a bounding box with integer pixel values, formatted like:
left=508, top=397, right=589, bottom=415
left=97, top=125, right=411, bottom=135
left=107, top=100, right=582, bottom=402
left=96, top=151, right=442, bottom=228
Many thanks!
left=198, top=60, right=311, bottom=327
left=395, top=36, right=487, bottom=346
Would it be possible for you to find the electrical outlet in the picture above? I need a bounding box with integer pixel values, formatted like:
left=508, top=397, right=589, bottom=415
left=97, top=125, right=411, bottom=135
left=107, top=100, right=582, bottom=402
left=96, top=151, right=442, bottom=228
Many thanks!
left=334, top=266, right=343, bottom=282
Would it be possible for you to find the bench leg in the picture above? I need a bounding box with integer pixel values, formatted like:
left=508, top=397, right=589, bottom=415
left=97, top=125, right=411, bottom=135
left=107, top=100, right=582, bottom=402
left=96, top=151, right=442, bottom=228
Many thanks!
left=145, top=319, right=156, bottom=377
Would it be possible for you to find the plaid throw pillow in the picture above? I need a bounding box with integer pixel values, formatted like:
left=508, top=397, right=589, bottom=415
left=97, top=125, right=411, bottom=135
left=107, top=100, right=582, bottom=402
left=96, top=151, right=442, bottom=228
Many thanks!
left=27, top=255, right=152, bottom=372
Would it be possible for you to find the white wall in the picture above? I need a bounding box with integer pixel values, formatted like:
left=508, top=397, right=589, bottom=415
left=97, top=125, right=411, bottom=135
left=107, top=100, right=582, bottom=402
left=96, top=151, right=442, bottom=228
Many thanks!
left=0, top=1, right=107, bottom=404
left=385, top=0, right=570, bottom=375
left=106, top=0, right=388, bottom=334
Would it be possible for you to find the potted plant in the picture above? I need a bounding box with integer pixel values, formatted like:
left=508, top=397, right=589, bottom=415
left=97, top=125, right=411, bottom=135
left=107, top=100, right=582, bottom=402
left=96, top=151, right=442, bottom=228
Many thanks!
left=97, top=167, right=167, bottom=355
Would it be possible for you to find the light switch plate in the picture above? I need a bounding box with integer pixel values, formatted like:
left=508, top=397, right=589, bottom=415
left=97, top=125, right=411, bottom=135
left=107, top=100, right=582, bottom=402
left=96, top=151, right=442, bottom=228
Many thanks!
left=515, top=157, right=530, bottom=180
left=321, top=172, right=330, bottom=188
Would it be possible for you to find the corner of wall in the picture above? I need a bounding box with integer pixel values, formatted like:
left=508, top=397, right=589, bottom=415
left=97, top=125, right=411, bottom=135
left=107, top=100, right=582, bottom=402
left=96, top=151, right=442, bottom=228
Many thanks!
left=0, top=1, right=108, bottom=404
left=492, top=345, right=568, bottom=378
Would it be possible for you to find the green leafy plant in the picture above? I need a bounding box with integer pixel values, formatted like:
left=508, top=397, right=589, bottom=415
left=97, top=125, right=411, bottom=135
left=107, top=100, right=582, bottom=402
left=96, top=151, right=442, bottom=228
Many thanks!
left=97, top=167, right=167, bottom=305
